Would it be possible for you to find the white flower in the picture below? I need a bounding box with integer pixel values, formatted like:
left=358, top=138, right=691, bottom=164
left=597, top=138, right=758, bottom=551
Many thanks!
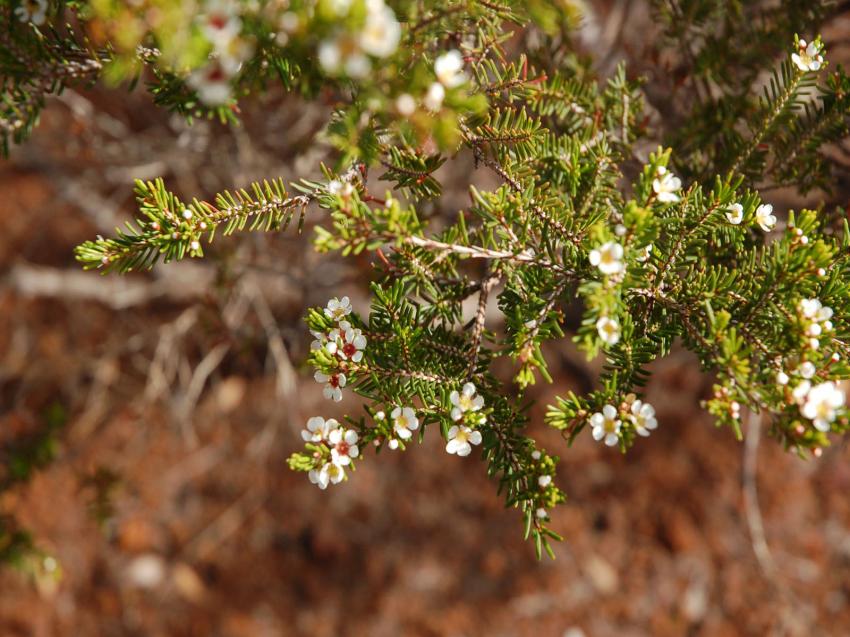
left=629, top=400, right=658, bottom=437
left=187, top=61, right=232, bottom=106
left=536, top=507, right=548, bottom=519
left=450, top=382, right=485, bottom=421
left=799, top=298, right=833, bottom=323
left=792, top=39, right=824, bottom=72
left=345, top=53, right=371, bottom=79
left=328, top=428, right=360, bottom=466
left=301, top=416, right=340, bottom=443
left=200, top=0, right=242, bottom=45
left=801, top=381, right=845, bottom=432
left=792, top=380, right=812, bottom=406
left=310, top=329, right=327, bottom=351
left=325, top=296, right=352, bottom=321
left=338, top=326, right=367, bottom=362
left=309, top=462, right=345, bottom=489
left=424, top=82, right=445, bottom=112
left=590, top=404, right=621, bottom=447
left=798, top=361, right=816, bottom=379
left=318, top=38, right=342, bottom=73
left=636, top=244, right=653, bottom=262
left=391, top=406, right=419, bottom=440
left=596, top=316, right=621, bottom=346
left=531, top=450, right=542, bottom=461
left=445, top=425, right=482, bottom=456
left=538, top=474, right=552, bottom=488
left=589, top=241, right=625, bottom=275
left=726, top=203, right=744, bottom=225
left=314, top=371, right=346, bottom=402
left=434, top=50, right=467, bottom=87
left=359, top=2, right=401, bottom=58
left=652, top=166, right=682, bottom=203
left=396, top=93, right=416, bottom=116
left=15, top=0, right=47, bottom=25
left=777, top=371, right=789, bottom=386
left=755, top=204, right=776, bottom=232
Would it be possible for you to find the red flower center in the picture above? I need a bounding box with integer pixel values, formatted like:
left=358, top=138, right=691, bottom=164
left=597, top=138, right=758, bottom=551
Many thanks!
left=329, top=375, right=340, bottom=388
left=208, top=15, right=228, bottom=30
left=342, top=343, right=357, bottom=358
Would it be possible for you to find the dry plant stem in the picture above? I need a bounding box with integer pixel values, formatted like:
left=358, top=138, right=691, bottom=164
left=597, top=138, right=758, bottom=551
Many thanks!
left=467, top=270, right=502, bottom=377
left=742, top=409, right=775, bottom=577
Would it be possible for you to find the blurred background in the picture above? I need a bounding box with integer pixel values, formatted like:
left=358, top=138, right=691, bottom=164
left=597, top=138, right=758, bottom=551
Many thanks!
left=4, top=1, right=850, bottom=636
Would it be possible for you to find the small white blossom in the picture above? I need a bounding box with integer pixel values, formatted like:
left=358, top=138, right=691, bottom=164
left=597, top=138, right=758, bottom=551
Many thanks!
left=325, top=296, right=352, bottom=321
left=792, top=39, right=824, bottom=72
left=590, top=404, right=621, bottom=447
left=536, top=507, right=548, bottom=519
left=777, top=371, right=790, bottom=386
left=629, top=400, right=658, bottom=437
left=15, top=0, right=47, bottom=25
left=445, top=425, right=482, bottom=456
left=538, top=474, right=552, bottom=488
left=359, top=1, right=401, bottom=58
left=450, top=382, right=485, bottom=421
left=309, top=462, right=345, bottom=489
left=801, top=381, right=845, bottom=432
left=301, top=416, right=340, bottom=443
left=798, top=361, right=817, bottom=379
left=395, top=93, right=416, bottom=116
left=531, top=450, right=542, bottom=461
left=318, top=38, right=342, bottom=73
left=755, top=204, right=776, bottom=232
left=424, top=82, right=445, bottom=112
left=726, top=203, right=744, bottom=225
left=391, top=406, right=419, bottom=440
left=338, top=326, right=367, bottom=362
left=799, top=298, right=833, bottom=323
left=345, top=53, right=371, bottom=79
left=792, top=380, right=812, bottom=406
left=187, top=61, right=232, bottom=105
left=636, top=244, right=653, bottom=262
left=589, top=241, right=625, bottom=275
left=434, top=50, right=467, bottom=87
left=200, top=0, right=242, bottom=45
left=652, top=166, right=682, bottom=203
left=314, top=371, right=346, bottom=402
left=328, top=428, right=360, bottom=466
left=596, top=316, right=621, bottom=346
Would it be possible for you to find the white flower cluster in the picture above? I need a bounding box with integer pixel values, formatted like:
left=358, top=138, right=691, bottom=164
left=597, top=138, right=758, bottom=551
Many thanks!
left=792, top=39, right=824, bottom=72
left=311, top=296, right=367, bottom=401
left=445, top=383, right=485, bottom=456
left=422, top=50, right=468, bottom=112
left=188, top=0, right=253, bottom=105
left=590, top=399, right=658, bottom=447
left=790, top=377, right=845, bottom=433
left=798, top=298, right=834, bottom=350
left=318, top=0, right=401, bottom=78
left=725, top=201, right=776, bottom=232
left=15, top=0, right=47, bottom=25
left=301, top=417, right=360, bottom=489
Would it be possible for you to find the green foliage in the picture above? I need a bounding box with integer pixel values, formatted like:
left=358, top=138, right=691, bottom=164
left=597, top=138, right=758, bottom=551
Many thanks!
left=3, top=0, right=849, bottom=558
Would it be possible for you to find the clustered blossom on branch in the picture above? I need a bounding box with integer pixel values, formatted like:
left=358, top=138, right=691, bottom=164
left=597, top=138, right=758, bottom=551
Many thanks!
left=60, top=2, right=850, bottom=559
